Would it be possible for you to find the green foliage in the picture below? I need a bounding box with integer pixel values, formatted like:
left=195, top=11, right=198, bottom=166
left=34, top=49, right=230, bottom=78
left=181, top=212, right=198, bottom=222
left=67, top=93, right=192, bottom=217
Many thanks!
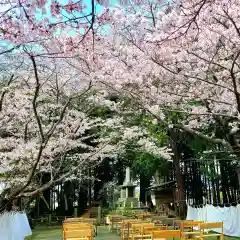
left=119, top=139, right=167, bottom=179
left=91, top=106, right=112, bottom=118
left=0, top=173, right=6, bottom=178
left=188, top=100, right=204, bottom=106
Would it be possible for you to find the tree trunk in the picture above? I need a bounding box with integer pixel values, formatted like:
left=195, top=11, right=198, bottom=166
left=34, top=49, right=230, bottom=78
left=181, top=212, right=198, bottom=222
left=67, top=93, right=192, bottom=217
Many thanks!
left=88, top=168, right=92, bottom=207
left=78, top=186, right=88, bottom=216
left=140, top=174, right=150, bottom=205
left=170, top=129, right=186, bottom=219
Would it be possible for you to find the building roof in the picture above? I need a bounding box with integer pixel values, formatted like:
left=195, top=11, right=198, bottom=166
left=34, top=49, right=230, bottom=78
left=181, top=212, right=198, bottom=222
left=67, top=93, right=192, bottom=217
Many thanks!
left=147, top=180, right=176, bottom=190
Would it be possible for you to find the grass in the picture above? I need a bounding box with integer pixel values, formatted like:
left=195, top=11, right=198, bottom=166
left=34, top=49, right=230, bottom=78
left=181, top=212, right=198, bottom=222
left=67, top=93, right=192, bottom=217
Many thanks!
left=26, top=226, right=240, bottom=240
left=25, top=226, right=62, bottom=240
left=26, top=226, right=121, bottom=240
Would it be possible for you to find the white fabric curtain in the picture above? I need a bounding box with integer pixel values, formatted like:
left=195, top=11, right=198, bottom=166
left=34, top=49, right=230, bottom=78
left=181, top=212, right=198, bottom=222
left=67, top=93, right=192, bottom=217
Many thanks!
left=186, top=204, right=240, bottom=237
left=0, top=212, right=32, bottom=239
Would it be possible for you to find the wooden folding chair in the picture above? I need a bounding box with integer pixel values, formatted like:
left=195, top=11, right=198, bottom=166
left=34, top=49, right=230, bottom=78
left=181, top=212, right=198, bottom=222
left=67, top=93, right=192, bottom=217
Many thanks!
left=63, top=229, right=92, bottom=240
left=129, top=223, right=155, bottom=239
left=199, top=222, right=224, bottom=240
left=64, top=218, right=97, bottom=236
left=152, top=230, right=181, bottom=240
left=80, top=219, right=98, bottom=236
left=63, top=222, right=93, bottom=239
left=121, top=219, right=145, bottom=240
left=110, top=216, right=125, bottom=233
left=129, top=224, right=143, bottom=240
left=180, top=221, right=203, bottom=240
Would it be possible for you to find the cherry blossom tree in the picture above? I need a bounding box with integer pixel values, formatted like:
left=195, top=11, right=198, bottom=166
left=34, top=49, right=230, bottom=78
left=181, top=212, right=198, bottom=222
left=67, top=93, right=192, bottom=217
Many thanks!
left=90, top=0, right=240, bottom=156
left=0, top=0, right=125, bottom=201
left=0, top=54, right=119, bottom=200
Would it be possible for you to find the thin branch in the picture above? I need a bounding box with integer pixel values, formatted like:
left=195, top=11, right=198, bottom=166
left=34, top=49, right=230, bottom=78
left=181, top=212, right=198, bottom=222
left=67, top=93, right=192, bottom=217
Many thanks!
left=45, top=98, right=71, bottom=140
left=30, top=55, right=44, bottom=142
left=17, top=143, right=109, bottom=198
left=175, top=124, right=229, bottom=145
left=0, top=45, right=20, bottom=55
left=149, top=2, right=156, bottom=27
left=54, top=143, right=108, bottom=184
left=10, top=144, right=45, bottom=199
left=158, top=107, right=238, bottom=120
left=223, top=9, right=240, bottom=38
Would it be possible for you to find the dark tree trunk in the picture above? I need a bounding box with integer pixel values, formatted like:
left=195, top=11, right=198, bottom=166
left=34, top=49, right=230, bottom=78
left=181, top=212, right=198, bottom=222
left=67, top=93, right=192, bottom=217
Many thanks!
left=65, top=182, right=74, bottom=216
left=88, top=168, right=92, bottom=207
left=140, top=174, right=150, bottom=205
left=170, top=129, right=186, bottom=219
left=78, top=186, right=88, bottom=216
left=93, top=180, right=103, bottom=201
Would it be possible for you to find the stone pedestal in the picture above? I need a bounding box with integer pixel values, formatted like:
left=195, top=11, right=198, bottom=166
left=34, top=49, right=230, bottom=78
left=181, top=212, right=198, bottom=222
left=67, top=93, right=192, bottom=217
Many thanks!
left=116, top=167, right=147, bottom=213
left=121, top=189, right=126, bottom=198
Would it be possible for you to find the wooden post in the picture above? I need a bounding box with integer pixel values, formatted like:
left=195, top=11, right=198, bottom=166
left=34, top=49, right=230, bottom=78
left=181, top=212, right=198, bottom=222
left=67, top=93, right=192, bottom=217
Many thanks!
left=48, top=214, right=52, bottom=224
left=74, top=207, right=78, bottom=217
left=97, top=206, right=101, bottom=225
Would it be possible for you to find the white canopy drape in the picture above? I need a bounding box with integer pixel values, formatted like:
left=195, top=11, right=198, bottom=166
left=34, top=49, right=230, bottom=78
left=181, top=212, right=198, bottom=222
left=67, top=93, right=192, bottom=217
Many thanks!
left=0, top=212, right=32, bottom=239
left=186, top=204, right=240, bottom=237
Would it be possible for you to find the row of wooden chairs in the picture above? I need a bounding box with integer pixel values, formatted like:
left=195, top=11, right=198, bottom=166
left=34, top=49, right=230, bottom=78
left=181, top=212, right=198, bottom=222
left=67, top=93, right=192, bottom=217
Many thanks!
left=121, top=219, right=224, bottom=240
left=121, top=220, right=166, bottom=240
left=180, top=221, right=224, bottom=240
left=129, top=224, right=168, bottom=240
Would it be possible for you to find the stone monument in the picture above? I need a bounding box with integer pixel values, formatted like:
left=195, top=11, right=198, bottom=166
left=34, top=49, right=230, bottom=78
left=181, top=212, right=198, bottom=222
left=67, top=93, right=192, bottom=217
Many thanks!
left=117, top=167, right=147, bottom=212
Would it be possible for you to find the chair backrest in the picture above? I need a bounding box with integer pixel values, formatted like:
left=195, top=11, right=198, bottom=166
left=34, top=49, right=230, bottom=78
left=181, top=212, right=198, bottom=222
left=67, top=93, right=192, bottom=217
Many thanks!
left=180, top=220, right=203, bottom=229
left=63, top=229, right=92, bottom=240
left=123, top=219, right=141, bottom=224
left=174, top=220, right=192, bottom=226
left=200, top=222, right=223, bottom=231
left=152, top=230, right=181, bottom=239
left=63, top=222, right=92, bottom=231
left=130, top=224, right=142, bottom=234
left=122, top=219, right=143, bottom=228
left=64, top=221, right=91, bottom=225
left=154, top=226, right=168, bottom=231
left=143, top=225, right=168, bottom=235
left=112, top=216, right=124, bottom=222
left=132, top=223, right=155, bottom=229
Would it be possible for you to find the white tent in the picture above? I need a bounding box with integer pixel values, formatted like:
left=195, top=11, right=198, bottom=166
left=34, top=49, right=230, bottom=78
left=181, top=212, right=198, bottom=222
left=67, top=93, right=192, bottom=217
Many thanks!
left=0, top=181, right=9, bottom=195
